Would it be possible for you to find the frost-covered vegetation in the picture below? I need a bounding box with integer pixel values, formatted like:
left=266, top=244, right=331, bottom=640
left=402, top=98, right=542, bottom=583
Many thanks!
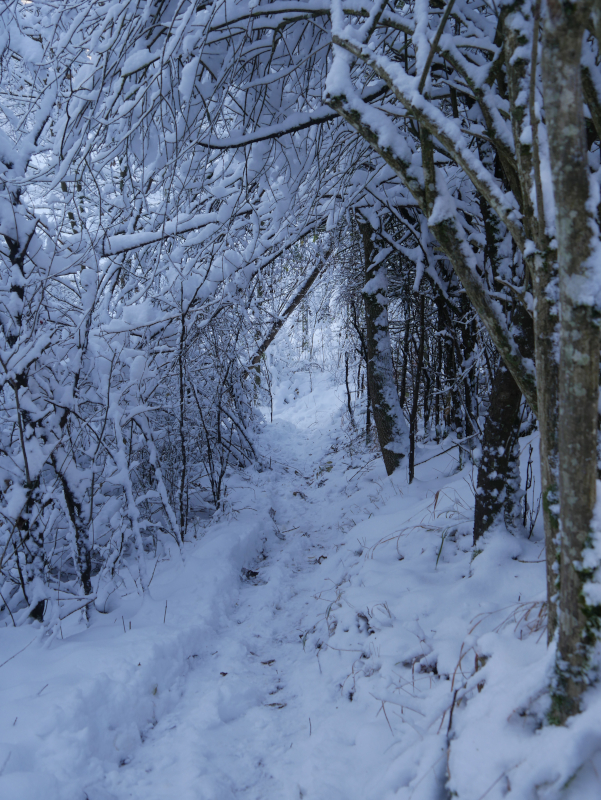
left=1, top=0, right=601, bottom=796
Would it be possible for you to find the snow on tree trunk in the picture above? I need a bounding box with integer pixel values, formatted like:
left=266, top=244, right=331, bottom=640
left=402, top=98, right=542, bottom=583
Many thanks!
left=359, top=222, right=408, bottom=476
left=473, top=362, right=522, bottom=544
left=542, top=0, right=601, bottom=723
left=531, top=250, right=560, bottom=640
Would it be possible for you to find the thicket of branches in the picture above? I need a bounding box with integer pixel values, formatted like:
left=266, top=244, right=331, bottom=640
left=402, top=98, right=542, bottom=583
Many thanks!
left=1, top=0, right=600, bottom=724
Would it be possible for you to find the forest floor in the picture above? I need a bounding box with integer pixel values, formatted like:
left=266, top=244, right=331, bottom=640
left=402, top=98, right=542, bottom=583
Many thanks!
left=1, top=369, right=601, bottom=799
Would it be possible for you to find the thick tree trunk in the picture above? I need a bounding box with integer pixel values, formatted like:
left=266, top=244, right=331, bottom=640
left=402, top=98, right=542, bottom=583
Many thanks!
left=473, top=362, right=522, bottom=544
left=360, top=222, right=409, bottom=475
left=542, top=0, right=601, bottom=722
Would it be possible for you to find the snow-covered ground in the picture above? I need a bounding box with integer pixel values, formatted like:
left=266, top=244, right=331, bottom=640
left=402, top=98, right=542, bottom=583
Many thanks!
left=1, top=368, right=600, bottom=800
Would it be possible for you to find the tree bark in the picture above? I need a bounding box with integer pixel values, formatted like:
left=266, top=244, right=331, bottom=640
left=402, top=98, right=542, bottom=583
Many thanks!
left=360, top=221, right=409, bottom=475
left=473, top=363, right=522, bottom=544
left=529, top=250, right=560, bottom=640
left=408, top=296, right=425, bottom=483
left=501, top=1, right=561, bottom=637
left=345, top=352, right=355, bottom=427
left=542, top=0, right=601, bottom=722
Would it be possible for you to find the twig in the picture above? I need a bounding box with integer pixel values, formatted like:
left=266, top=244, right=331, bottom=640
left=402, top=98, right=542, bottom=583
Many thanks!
left=377, top=699, right=394, bottom=735
left=0, top=586, right=16, bottom=627
left=147, top=557, right=161, bottom=588
left=418, top=0, right=458, bottom=93
left=0, top=637, right=35, bottom=670
left=475, top=770, right=508, bottom=800
left=414, top=435, right=478, bottom=467
left=59, top=596, right=97, bottom=621
left=447, top=688, right=459, bottom=735
left=0, top=750, right=11, bottom=777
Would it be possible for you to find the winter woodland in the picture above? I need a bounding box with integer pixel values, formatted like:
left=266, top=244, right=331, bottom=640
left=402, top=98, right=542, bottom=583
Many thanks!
left=1, top=0, right=601, bottom=796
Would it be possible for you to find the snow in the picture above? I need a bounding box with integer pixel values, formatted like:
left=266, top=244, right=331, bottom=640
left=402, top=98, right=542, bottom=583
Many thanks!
left=121, top=50, right=160, bottom=78
left=0, top=369, right=599, bottom=799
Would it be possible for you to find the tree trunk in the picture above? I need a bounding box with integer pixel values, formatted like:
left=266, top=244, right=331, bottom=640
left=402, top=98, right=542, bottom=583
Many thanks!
left=409, top=296, right=425, bottom=483
left=178, top=312, right=188, bottom=541
left=399, top=309, right=411, bottom=408
left=473, top=362, right=522, bottom=544
left=502, top=1, right=561, bottom=638
left=248, top=250, right=330, bottom=374
left=542, top=0, right=601, bottom=723
left=530, top=250, right=560, bottom=640
left=360, top=221, right=409, bottom=475
left=345, top=352, right=355, bottom=428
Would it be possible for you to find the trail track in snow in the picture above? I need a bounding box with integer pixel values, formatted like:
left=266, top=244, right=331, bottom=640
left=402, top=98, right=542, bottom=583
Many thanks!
left=99, top=384, right=401, bottom=800
left=3, top=371, right=599, bottom=800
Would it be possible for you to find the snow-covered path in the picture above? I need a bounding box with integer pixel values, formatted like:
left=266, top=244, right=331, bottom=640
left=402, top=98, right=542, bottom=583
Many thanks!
left=2, top=371, right=601, bottom=800
left=98, top=381, right=400, bottom=800
left=2, top=373, right=414, bottom=800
